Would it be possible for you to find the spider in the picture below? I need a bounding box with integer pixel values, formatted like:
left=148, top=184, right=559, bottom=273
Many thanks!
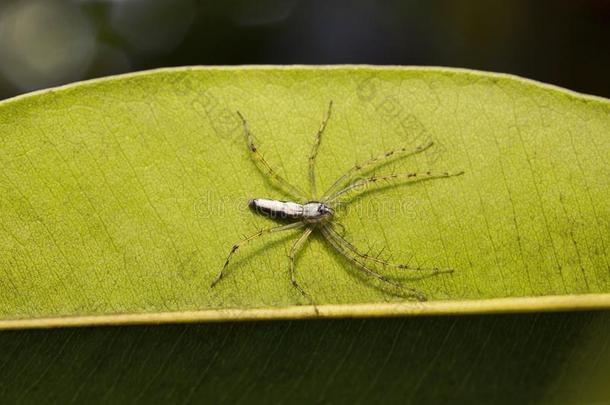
left=210, top=101, right=464, bottom=302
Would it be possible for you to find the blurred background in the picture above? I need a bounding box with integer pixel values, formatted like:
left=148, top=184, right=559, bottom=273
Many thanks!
left=0, top=0, right=609, bottom=100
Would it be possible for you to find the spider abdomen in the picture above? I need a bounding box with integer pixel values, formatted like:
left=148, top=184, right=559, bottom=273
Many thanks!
left=249, top=198, right=304, bottom=218
left=249, top=199, right=333, bottom=220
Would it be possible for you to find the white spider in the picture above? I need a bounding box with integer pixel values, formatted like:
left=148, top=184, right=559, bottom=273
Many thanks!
left=211, top=101, right=463, bottom=303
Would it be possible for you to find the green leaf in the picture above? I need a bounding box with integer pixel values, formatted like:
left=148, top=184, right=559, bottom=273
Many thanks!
left=0, top=66, right=609, bottom=327
left=1, top=314, right=610, bottom=403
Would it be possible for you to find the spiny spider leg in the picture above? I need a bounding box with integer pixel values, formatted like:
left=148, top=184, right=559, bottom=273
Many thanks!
left=330, top=221, right=347, bottom=237
left=237, top=111, right=307, bottom=201
left=326, top=170, right=465, bottom=203
left=320, top=225, right=427, bottom=301
left=211, top=221, right=304, bottom=287
left=326, top=224, right=453, bottom=275
left=289, top=227, right=315, bottom=303
left=308, top=101, right=333, bottom=199
left=321, top=141, right=434, bottom=201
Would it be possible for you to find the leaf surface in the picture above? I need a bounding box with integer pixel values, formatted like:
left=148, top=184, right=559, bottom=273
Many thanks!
left=0, top=66, right=609, bottom=327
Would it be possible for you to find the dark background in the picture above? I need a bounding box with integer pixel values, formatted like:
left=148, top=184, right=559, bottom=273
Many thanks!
left=1, top=0, right=609, bottom=100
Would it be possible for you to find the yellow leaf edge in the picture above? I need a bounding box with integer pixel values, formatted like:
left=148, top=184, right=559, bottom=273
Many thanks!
left=0, top=294, right=608, bottom=330
left=1, top=64, right=609, bottom=108
left=1, top=65, right=609, bottom=330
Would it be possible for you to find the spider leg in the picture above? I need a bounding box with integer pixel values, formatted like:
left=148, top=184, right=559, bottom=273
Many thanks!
left=326, top=170, right=464, bottom=203
left=331, top=221, right=347, bottom=237
left=320, top=225, right=427, bottom=301
left=211, top=221, right=304, bottom=287
left=308, top=101, right=333, bottom=199
left=288, top=227, right=316, bottom=305
left=237, top=111, right=307, bottom=201
left=321, top=141, right=434, bottom=201
left=326, top=224, right=453, bottom=275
